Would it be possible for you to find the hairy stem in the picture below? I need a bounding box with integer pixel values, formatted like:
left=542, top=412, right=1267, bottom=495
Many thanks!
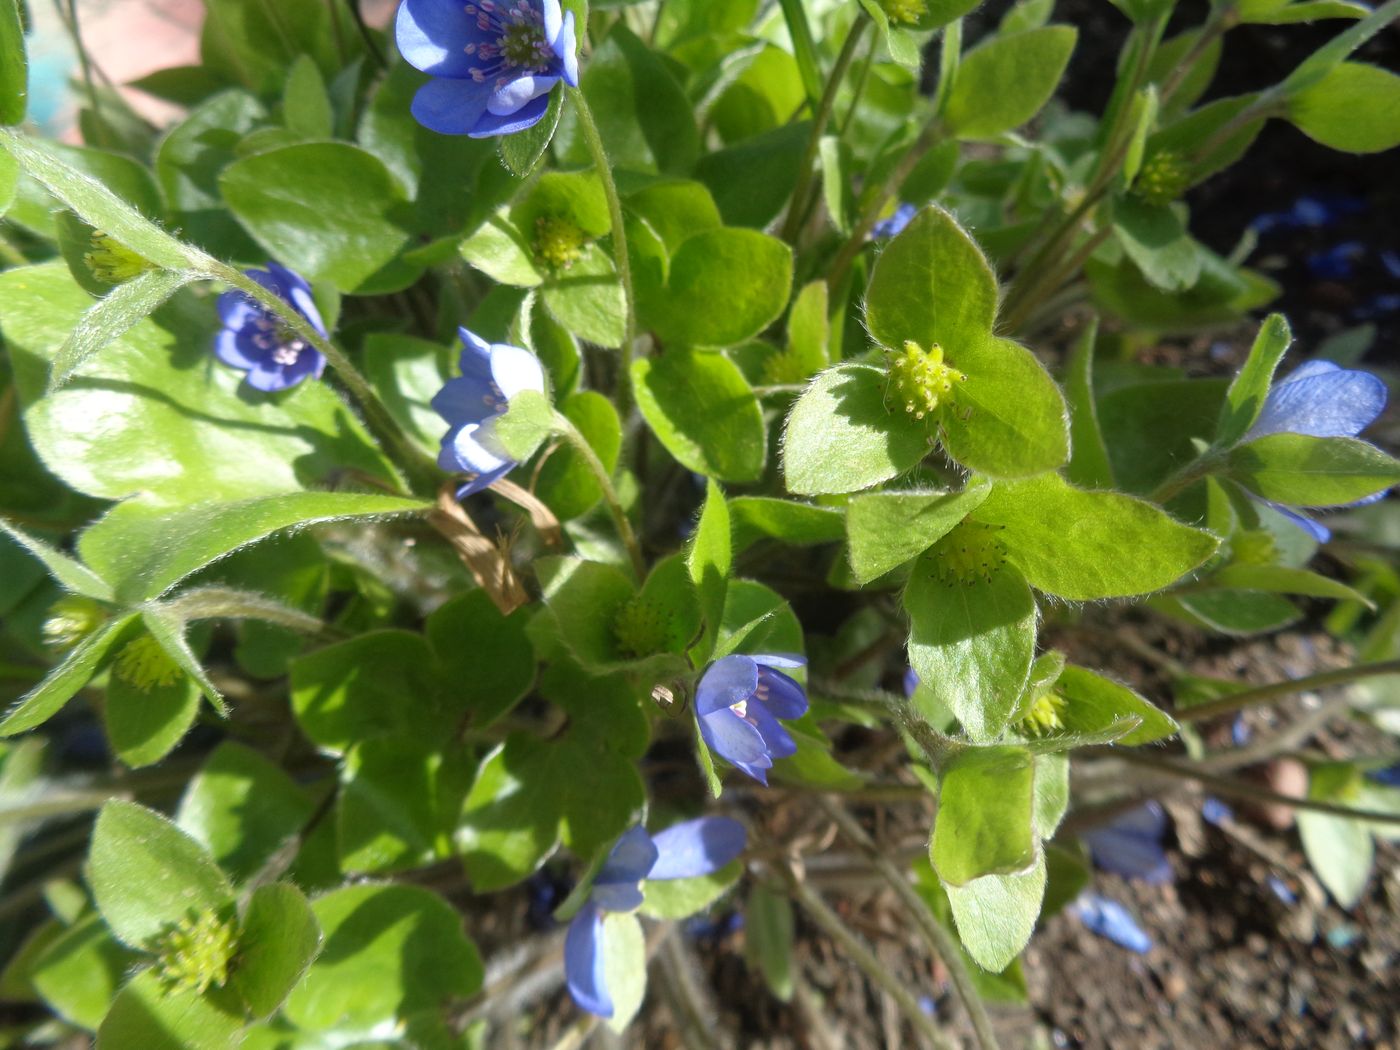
left=567, top=87, right=638, bottom=415
left=555, top=412, right=645, bottom=578
left=815, top=797, right=1001, bottom=1050
left=1176, top=658, right=1400, bottom=724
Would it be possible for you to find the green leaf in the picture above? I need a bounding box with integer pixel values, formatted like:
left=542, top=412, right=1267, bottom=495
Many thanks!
left=234, top=883, right=322, bottom=1019
left=0, top=516, right=113, bottom=599
left=689, top=478, right=732, bottom=660
left=543, top=244, right=627, bottom=347
left=1299, top=763, right=1374, bottom=907
left=693, top=121, right=811, bottom=229
left=50, top=269, right=198, bottom=390
left=87, top=800, right=235, bottom=950
left=290, top=630, right=445, bottom=753
left=846, top=487, right=991, bottom=584
left=939, top=337, right=1071, bottom=478
left=427, top=590, right=535, bottom=728
left=730, top=497, right=844, bottom=554
left=0, top=264, right=400, bottom=505
left=972, top=473, right=1219, bottom=599
left=905, top=556, right=1037, bottom=740
left=0, top=129, right=201, bottom=271
left=140, top=605, right=226, bottom=714
left=282, top=884, right=483, bottom=1033
left=865, top=206, right=998, bottom=354
left=31, top=915, right=136, bottom=1030
left=460, top=211, right=545, bottom=287
left=105, top=663, right=201, bottom=769
left=944, top=852, right=1047, bottom=972
left=536, top=556, right=635, bottom=667
left=745, top=884, right=794, bottom=1002
left=97, top=971, right=244, bottom=1050
left=1, top=0, right=26, bottom=125
left=1113, top=197, right=1202, bottom=292
left=537, top=391, right=622, bottom=520
left=633, top=349, right=766, bottom=481
left=175, top=742, right=314, bottom=883
left=281, top=55, right=331, bottom=138
left=501, top=89, right=565, bottom=176
left=0, top=614, right=135, bottom=736
left=602, top=911, right=647, bottom=1033
left=491, top=389, right=557, bottom=462
left=1064, top=319, right=1114, bottom=488
left=782, top=364, right=930, bottom=495
left=1208, top=563, right=1372, bottom=605
left=932, top=746, right=1036, bottom=885
left=640, top=859, right=742, bottom=919
left=944, top=27, right=1077, bottom=140
left=337, top=735, right=459, bottom=873
left=221, top=143, right=414, bottom=293
left=1158, top=589, right=1302, bottom=635
left=1287, top=62, right=1400, bottom=153
left=642, top=227, right=793, bottom=347
left=1216, top=314, right=1293, bottom=447
left=201, top=0, right=339, bottom=95
left=1227, top=433, right=1400, bottom=507
left=559, top=25, right=698, bottom=174
left=1054, top=666, right=1179, bottom=746
left=78, top=492, right=427, bottom=603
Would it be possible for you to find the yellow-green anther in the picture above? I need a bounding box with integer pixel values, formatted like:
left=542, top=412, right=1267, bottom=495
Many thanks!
left=42, top=596, right=107, bottom=652
left=534, top=215, right=587, bottom=270
left=152, top=909, right=236, bottom=997
left=1017, top=691, right=1068, bottom=737
left=887, top=341, right=966, bottom=420
left=880, top=0, right=928, bottom=24
left=84, top=231, right=154, bottom=284
left=932, top=520, right=1008, bottom=586
left=613, top=595, right=675, bottom=658
left=112, top=635, right=182, bottom=692
left=1133, top=151, right=1192, bottom=206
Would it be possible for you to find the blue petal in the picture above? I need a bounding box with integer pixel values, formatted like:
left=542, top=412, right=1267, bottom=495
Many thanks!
left=752, top=653, right=806, bottom=669
left=455, top=462, right=513, bottom=497
left=213, top=328, right=259, bottom=371
left=648, top=817, right=747, bottom=880
left=903, top=667, right=920, bottom=698
left=598, top=826, right=659, bottom=886
left=543, top=0, right=562, bottom=39
left=1074, top=894, right=1153, bottom=954
left=267, top=261, right=326, bottom=336
left=1082, top=806, right=1172, bottom=885
left=553, top=9, right=579, bottom=87
left=396, top=0, right=493, bottom=77
left=444, top=422, right=512, bottom=475
left=487, top=74, right=560, bottom=117
left=457, top=327, right=495, bottom=383
left=698, top=708, right=770, bottom=774
left=467, top=92, right=551, bottom=138
left=749, top=699, right=797, bottom=761
left=1260, top=500, right=1332, bottom=543
left=564, top=903, right=613, bottom=1017
left=216, top=290, right=260, bottom=328
left=411, top=76, right=496, bottom=136
left=431, top=375, right=496, bottom=427
left=489, top=343, right=547, bottom=399
left=696, top=655, right=759, bottom=716
left=591, top=881, right=645, bottom=913
left=756, top=665, right=807, bottom=721
left=246, top=362, right=303, bottom=392
left=1246, top=361, right=1387, bottom=440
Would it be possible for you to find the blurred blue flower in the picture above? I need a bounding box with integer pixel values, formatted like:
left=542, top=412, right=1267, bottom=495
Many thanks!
left=214, top=263, right=326, bottom=392
left=432, top=327, right=546, bottom=495
left=1073, top=894, right=1152, bottom=954
left=397, top=0, right=578, bottom=137
left=903, top=666, right=920, bottom=697
left=1306, top=241, right=1366, bottom=281
left=1249, top=194, right=1365, bottom=235
left=1366, top=762, right=1400, bottom=787
left=1267, top=875, right=1298, bottom=906
left=1381, top=249, right=1400, bottom=280
left=871, top=203, right=918, bottom=240
left=1201, top=796, right=1233, bottom=827
left=1243, top=359, right=1390, bottom=541
left=566, top=817, right=746, bottom=1017
left=696, top=654, right=808, bottom=785
left=1082, top=801, right=1172, bottom=884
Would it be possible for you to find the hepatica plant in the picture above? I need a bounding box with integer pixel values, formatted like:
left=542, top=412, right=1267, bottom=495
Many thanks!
left=1, top=0, right=1399, bottom=1044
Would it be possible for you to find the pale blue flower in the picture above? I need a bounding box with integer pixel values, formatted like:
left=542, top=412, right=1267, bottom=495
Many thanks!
left=696, top=654, right=807, bottom=785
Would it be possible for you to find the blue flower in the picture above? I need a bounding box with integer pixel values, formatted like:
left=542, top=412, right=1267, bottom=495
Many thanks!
left=566, top=817, right=746, bottom=1017
left=214, top=263, right=326, bottom=392
left=696, top=654, right=808, bottom=785
left=1242, top=359, right=1390, bottom=541
left=871, top=202, right=917, bottom=240
left=1081, top=801, right=1172, bottom=884
left=432, top=327, right=546, bottom=495
left=1073, top=894, right=1152, bottom=954
left=396, top=0, right=578, bottom=137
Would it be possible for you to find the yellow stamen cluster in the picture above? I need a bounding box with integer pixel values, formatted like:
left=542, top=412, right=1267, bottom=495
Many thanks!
left=1133, top=151, right=1192, bottom=206
left=1018, top=691, right=1068, bottom=737
left=42, top=596, right=106, bottom=652
left=932, top=520, right=1007, bottom=586
left=84, top=231, right=153, bottom=284
left=881, top=0, right=928, bottom=24
left=112, top=635, right=182, bottom=692
left=152, top=909, right=236, bottom=997
left=613, top=595, right=675, bottom=658
left=1230, top=528, right=1277, bottom=567
left=534, top=215, right=587, bottom=270
left=887, top=341, right=966, bottom=420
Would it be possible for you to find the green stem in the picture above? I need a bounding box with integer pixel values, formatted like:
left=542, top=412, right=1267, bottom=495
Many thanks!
left=566, top=87, right=638, bottom=416
left=214, top=265, right=435, bottom=495
left=781, top=15, right=871, bottom=244
left=1148, top=450, right=1222, bottom=505
left=771, top=863, right=957, bottom=1050
left=816, top=797, right=1001, bottom=1050
left=555, top=412, right=645, bottom=579
left=1176, top=658, right=1400, bottom=724
left=777, top=0, right=826, bottom=109
left=837, top=31, right=879, bottom=138
left=1157, top=7, right=1235, bottom=108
